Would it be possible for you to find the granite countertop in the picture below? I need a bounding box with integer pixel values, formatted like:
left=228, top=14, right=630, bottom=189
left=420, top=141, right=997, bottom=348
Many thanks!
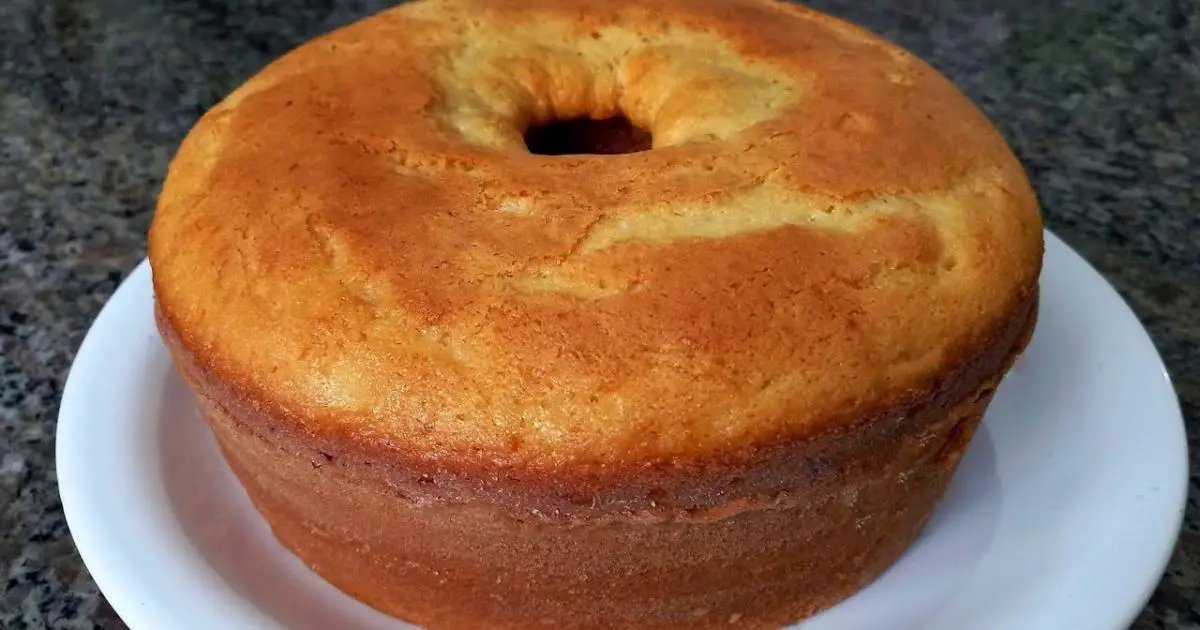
left=1, top=0, right=1196, bottom=628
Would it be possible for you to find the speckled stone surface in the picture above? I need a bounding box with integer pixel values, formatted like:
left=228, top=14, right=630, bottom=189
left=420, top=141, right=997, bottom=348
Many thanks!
left=0, top=0, right=1196, bottom=628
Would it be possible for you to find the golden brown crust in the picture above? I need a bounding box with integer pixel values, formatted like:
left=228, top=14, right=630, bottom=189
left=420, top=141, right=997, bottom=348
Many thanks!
left=148, top=0, right=1043, bottom=471
left=161, top=291, right=1037, bottom=629
left=156, top=288, right=1036, bottom=521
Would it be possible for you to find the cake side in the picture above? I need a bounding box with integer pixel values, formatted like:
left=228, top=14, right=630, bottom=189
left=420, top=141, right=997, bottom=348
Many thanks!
left=154, top=287, right=1036, bottom=520
left=157, top=290, right=1036, bottom=630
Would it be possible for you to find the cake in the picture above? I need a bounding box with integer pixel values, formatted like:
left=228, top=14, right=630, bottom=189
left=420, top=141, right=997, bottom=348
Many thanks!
left=147, top=0, right=1044, bottom=628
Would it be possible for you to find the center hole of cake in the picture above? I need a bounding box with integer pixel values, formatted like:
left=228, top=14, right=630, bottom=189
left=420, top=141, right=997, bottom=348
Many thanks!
left=524, top=115, right=652, bottom=156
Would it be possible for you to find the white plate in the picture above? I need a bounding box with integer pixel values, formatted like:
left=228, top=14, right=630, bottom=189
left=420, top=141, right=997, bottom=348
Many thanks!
left=58, top=230, right=1187, bottom=630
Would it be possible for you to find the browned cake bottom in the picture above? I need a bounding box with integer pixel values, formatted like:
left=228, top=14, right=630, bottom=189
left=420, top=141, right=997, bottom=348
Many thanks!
left=162, top=293, right=1037, bottom=630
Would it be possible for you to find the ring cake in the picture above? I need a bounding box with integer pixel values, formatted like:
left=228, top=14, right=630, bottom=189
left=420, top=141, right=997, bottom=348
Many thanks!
left=148, top=0, right=1044, bottom=628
